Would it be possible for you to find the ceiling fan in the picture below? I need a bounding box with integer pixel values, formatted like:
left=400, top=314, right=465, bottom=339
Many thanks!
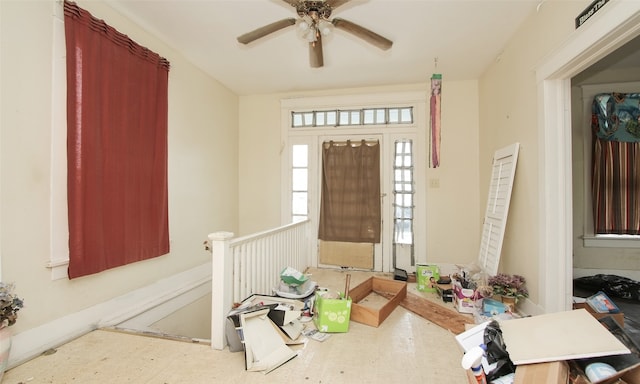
left=237, top=0, right=393, bottom=68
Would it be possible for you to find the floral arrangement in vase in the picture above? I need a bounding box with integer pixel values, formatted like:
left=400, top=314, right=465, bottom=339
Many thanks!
left=0, top=282, right=23, bottom=328
left=488, top=273, right=529, bottom=303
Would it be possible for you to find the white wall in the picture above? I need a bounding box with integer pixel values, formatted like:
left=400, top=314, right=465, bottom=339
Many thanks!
left=0, top=0, right=238, bottom=363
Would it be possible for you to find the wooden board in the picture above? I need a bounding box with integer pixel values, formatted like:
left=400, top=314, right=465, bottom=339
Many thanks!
left=499, top=309, right=630, bottom=365
left=379, top=291, right=474, bottom=334
left=319, top=240, right=373, bottom=269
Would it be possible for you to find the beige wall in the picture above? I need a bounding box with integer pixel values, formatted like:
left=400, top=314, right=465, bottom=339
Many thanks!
left=238, top=95, right=283, bottom=235
left=0, top=0, right=238, bottom=335
left=1, top=0, right=619, bottom=342
left=238, top=81, right=482, bottom=266
left=478, top=0, right=589, bottom=304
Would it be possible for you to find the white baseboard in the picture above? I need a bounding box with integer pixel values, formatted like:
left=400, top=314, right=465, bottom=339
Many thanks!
left=8, top=262, right=212, bottom=368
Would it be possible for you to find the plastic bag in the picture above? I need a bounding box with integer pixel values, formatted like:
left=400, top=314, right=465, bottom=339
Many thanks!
left=483, top=320, right=516, bottom=381
left=279, top=266, right=308, bottom=286
left=574, top=274, right=640, bottom=301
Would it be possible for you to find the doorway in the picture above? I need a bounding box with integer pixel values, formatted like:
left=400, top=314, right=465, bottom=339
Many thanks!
left=538, top=3, right=640, bottom=313
left=317, top=136, right=383, bottom=270
left=281, top=92, right=428, bottom=273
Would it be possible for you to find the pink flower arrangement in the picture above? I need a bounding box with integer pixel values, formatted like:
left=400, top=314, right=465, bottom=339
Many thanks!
left=488, top=273, right=529, bottom=302
left=0, top=283, right=23, bottom=328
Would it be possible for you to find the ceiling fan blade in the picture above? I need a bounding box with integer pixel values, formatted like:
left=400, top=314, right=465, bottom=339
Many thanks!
left=331, top=18, right=393, bottom=51
left=237, top=18, right=296, bottom=45
left=309, top=34, right=324, bottom=68
left=325, top=0, right=352, bottom=9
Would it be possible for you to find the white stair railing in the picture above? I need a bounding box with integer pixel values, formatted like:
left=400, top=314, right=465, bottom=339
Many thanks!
left=209, top=220, right=311, bottom=350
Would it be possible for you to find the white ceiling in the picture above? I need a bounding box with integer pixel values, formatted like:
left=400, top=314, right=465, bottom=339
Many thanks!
left=108, top=0, right=542, bottom=95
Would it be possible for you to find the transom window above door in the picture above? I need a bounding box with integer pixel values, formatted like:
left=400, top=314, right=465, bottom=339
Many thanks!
left=291, top=107, right=413, bottom=128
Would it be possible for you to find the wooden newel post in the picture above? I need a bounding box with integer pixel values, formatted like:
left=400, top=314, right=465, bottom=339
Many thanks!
left=209, top=231, right=234, bottom=350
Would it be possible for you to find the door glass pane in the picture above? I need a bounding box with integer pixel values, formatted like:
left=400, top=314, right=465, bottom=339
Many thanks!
left=292, top=145, right=308, bottom=167
left=393, top=139, right=414, bottom=245
left=292, top=192, right=307, bottom=215
left=291, top=144, right=309, bottom=221
left=292, top=169, right=308, bottom=190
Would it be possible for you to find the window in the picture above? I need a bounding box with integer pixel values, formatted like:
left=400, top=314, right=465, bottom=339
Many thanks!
left=291, top=144, right=309, bottom=223
left=591, top=92, right=640, bottom=236
left=393, top=139, right=414, bottom=245
left=64, top=1, right=170, bottom=278
left=579, top=84, right=640, bottom=248
left=291, top=107, right=413, bottom=128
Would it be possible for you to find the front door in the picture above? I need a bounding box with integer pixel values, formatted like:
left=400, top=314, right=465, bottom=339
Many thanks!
left=317, top=135, right=384, bottom=270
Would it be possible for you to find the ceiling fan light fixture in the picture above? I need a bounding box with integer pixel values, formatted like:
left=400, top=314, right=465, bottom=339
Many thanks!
left=318, top=19, right=333, bottom=36
left=237, top=0, right=393, bottom=68
left=305, top=26, right=318, bottom=42
left=297, top=17, right=311, bottom=32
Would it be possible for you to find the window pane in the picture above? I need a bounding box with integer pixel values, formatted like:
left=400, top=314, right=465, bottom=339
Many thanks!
left=326, top=111, right=337, bottom=126
left=401, top=108, right=412, bottom=123
left=292, top=168, right=308, bottom=190
left=393, top=138, right=414, bottom=246
left=303, top=112, right=314, bottom=126
left=339, top=111, right=350, bottom=125
left=292, top=113, right=303, bottom=127
left=293, top=215, right=307, bottom=223
left=389, top=109, right=399, bottom=123
left=350, top=111, right=360, bottom=125
left=376, top=109, right=385, bottom=123
left=363, top=109, right=375, bottom=124
left=316, top=112, right=325, bottom=126
left=292, top=192, right=307, bottom=215
left=292, top=145, right=308, bottom=167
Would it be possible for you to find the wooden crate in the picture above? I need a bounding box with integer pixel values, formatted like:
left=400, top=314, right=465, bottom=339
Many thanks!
left=349, top=277, right=407, bottom=327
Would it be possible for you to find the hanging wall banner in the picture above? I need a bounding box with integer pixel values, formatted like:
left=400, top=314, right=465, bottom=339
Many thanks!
left=430, top=74, right=442, bottom=168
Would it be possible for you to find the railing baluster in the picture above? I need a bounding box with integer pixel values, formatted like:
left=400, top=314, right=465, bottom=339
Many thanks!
left=209, top=220, right=311, bottom=350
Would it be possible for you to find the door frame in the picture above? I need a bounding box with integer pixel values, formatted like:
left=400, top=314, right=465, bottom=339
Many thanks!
left=536, top=2, right=640, bottom=313
left=280, top=91, right=428, bottom=273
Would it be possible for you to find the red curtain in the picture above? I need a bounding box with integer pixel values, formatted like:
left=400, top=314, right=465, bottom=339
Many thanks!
left=64, top=1, right=170, bottom=278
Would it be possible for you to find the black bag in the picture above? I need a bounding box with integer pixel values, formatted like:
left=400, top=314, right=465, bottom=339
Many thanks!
left=483, top=320, right=516, bottom=381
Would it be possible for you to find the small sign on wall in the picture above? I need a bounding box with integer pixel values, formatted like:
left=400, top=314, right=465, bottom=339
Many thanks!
left=575, top=0, right=610, bottom=29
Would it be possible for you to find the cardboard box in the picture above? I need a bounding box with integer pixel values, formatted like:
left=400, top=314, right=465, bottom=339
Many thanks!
left=436, top=283, right=453, bottom=302
left=512, top=361, right=569, bottom=384
left=349, top=277, right=407, bottom=327
left=452, top=278, right=482, bottom=314
left=416, top=264, right=439, bottom=292
left=510, top=315, right=640, bottom=384
left=573, top=302, right=624, bottom=328
left=313, top=291, right=352, bottom=333
left=464, top=315, right=640, bottom=384
left=510, top=360, right=640, bottom=384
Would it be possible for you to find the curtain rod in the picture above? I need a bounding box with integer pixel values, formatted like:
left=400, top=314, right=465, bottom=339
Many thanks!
left=323, top=139, right=379, bottom=148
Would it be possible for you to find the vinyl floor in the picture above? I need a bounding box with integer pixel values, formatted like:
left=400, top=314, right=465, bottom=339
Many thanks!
left=2, top=268, right=471, bottom=384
